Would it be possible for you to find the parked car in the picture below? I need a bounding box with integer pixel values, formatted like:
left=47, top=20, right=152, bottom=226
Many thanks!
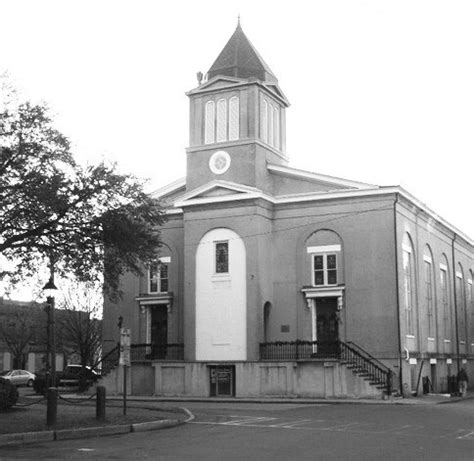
left=0, top=370, right=36, bottom=387
left=33, top=365, right=99, bottom=394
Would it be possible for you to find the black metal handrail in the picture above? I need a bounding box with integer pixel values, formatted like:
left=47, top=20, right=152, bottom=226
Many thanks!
left=259, top=340, right=392, bottom=395
left=131, top=343, right=184, bottom=361
left=93, top=344, right=120, bottom=376
left=345, top=341, right=391, bottom=374
left=339, top=341, right=392, bottom=395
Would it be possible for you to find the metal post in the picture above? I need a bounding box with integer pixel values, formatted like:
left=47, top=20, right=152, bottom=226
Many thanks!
left=46, top=387, right=57, bottom=426
left=123, top=365, right=127, bottom=416
left=96, top=386, right=106, bottom=420
left=44, top=258, right=58, bottom=426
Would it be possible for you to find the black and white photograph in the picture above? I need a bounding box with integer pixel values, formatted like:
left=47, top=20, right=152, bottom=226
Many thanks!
left=1, top=1, right=473, bottom=459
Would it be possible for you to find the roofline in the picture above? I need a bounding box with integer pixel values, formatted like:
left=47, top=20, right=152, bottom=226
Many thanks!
left=186, top=79, right=289, bottom=106
left=267, top=163, right=377, bottom=190
left=169, top=183, right=472, bottom=246
left=150, top=177, right=186, bottom=199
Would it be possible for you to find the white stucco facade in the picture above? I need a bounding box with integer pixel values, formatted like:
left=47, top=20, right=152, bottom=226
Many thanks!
left=195, top=228, right=247, bottom=360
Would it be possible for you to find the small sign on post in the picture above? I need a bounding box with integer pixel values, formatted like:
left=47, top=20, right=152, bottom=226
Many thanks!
left=119, top=327, right=131, bottom=415
left=119, top=328, right=131, bottom=366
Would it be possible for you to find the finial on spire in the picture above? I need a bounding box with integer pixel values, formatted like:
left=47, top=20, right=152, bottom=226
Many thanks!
left=237, top=14, right=241, bottom=28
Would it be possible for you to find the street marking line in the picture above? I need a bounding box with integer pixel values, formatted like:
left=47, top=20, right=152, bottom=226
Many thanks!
left=269, top=419, right=313, bottom=428
left=225, top=417, right=276, bottom=425
left=457, top=430, right=474, bottom=440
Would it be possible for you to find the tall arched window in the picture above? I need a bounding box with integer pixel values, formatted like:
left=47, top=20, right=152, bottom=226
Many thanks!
left=440, top=255, right=452, bottom=342
left=306, top=230, right=344, bottom=287
left=216, top=98, right=227, bottom=142
left=268, top=103, right=274, bottom=147
left=456, top=264, right=467, bottom=344
left=423, top=246, right=436, bottom=339
left=402, top=233, right=416, bottom=336
left=261, top=99, right=268, bottom=143
left=229, top=96, right=239, bottom=141
left=469, top=270, right=474, bottom=349
left=205, top=101, right=215, bottom=144
left=273, top=106, right=280, bottom=149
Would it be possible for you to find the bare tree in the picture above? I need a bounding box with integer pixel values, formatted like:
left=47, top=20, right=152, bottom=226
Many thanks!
left=0, top=308, right=34, bottom=369
left=57, top=282, right=102, bottom=369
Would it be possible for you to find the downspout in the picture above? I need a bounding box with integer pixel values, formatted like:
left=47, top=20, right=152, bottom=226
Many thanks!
left=393, top=193, right=403, bottom=394
left=451, top=234, right=461, bottom=371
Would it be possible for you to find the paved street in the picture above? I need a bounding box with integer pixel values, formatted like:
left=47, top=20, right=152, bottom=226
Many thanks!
left=1, top=399, right=474, bottom=460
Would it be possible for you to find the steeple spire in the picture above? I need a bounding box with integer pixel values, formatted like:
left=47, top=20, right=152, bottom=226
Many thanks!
left=207, top=22, right=277, bottom=83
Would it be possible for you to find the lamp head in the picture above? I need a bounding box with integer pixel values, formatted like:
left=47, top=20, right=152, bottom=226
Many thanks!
left=43, top=278, right=57, bottom=299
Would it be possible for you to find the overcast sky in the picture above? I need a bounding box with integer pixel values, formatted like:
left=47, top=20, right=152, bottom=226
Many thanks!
left=2, top=0, right=473, bottom=243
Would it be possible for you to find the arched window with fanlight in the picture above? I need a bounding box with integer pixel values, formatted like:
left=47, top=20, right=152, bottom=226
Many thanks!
left=402, top=233, right=416, bottom=336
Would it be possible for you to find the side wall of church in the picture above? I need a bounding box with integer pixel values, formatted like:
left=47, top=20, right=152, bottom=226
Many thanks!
left=269, top=195, right=399, bottom=358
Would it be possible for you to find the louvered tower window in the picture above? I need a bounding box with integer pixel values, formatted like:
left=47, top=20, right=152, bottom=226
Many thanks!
left=205, top=101, right=215, bottom=144
left=229, top=96, right=239, bottom=141
left=216, top=99, right=227, bottom=142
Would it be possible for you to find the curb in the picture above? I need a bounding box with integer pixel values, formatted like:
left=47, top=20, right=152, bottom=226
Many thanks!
left=0, top=408, right=192, bottom=447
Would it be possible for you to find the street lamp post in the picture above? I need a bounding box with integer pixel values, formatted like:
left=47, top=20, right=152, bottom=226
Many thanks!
left=43, top=267, right=58, bottom=426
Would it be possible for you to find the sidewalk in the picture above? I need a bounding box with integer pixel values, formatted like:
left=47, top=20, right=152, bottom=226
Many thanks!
left=93, top=391, right=473, bottom=406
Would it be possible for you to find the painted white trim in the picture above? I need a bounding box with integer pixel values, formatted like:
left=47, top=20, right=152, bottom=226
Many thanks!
left=423, top=255, right=432, bottom=263
left=154, top=178, right=473, bottom=246
left=456, top=271, right=463, bottom=279
left=136, top=296, right=173, bottom=305
left=150, top=177, right=186, bottom=199
left=301, top=286, right=345, bottom=299
left=267, top=163, right=377, bottom=189
left=209, top=151, right=231, bottom=175
left=186, top=138, right=289, bottom=163
left=440, top=263, right=448, bottom=271
left=307, top=244, right=341, bottom=254
left=165, top=208, right=183, bottom=215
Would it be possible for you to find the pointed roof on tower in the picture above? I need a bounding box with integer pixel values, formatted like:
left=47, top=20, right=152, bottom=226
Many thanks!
left=207, top=20, right=278, bottom=83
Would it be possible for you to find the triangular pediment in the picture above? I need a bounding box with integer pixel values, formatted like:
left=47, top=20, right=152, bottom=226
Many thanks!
left=174, top=180, right=272, bottom=208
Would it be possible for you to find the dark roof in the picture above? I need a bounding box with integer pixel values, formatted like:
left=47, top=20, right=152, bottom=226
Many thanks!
left=207, top=22, right=277, bottom=83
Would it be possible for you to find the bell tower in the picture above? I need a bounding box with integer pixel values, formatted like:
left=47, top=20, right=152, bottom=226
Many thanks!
left=186, top=21, right=290, bottom=192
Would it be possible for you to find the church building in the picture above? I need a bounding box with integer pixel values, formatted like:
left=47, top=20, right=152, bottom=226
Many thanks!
left=103, top=22, right=474, bottom=398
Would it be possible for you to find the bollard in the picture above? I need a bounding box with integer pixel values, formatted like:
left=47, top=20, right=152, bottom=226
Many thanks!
left=46, top=387, right=58, bottom=426
left=96, top=386, right=106, bottom=420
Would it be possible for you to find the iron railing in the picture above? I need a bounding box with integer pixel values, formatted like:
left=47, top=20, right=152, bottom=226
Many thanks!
left=339, top=341, right=392, bottom=395
left=259, top=340, right=393, bottom=394
left=260, top=340, right=340, bottom=360
left=131, top=343, right=184, bottom=361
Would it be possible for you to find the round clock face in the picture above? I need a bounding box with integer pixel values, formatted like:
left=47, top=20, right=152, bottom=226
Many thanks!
left=209, top=150, right=231, bottom=175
